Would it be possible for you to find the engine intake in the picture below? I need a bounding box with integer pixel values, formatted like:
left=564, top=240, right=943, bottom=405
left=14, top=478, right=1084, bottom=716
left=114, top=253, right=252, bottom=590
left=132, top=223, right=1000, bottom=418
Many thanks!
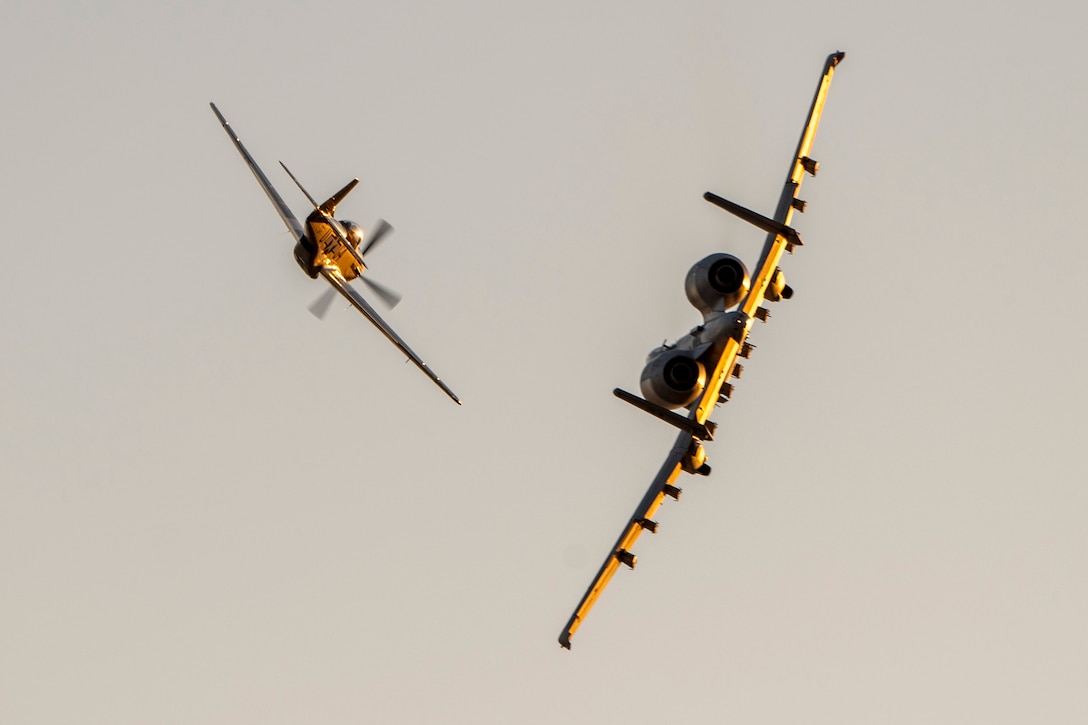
left=685, top=253, right=750, bottom=318
left=640, top=350, right=707, bottom=410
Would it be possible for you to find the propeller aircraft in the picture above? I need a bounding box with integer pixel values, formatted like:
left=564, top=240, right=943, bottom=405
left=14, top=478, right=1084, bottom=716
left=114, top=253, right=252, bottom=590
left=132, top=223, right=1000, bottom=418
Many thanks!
left=558, top=52, right=846, bottom=648
left=210, top=103, right=460, bottom=405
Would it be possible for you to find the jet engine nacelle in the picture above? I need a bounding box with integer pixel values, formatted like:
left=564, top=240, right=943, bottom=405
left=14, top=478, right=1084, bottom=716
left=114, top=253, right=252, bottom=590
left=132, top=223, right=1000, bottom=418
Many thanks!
left=685, top=253, right=751, bottom=317
left=640, top=349, right=707, bottom=410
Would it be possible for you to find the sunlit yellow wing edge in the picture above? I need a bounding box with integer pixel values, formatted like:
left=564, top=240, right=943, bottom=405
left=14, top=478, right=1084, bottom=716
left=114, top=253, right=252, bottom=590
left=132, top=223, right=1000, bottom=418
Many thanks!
left=558, top=432, right=689, bottom=649
left=695, top=50, right=843, bottom=425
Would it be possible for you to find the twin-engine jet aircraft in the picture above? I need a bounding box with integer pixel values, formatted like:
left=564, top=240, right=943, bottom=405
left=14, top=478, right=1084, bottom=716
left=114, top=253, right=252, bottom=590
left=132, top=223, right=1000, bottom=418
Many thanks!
left=210, top=103, right=460, bottom=405
left=559, top=52, right=845, bottom=648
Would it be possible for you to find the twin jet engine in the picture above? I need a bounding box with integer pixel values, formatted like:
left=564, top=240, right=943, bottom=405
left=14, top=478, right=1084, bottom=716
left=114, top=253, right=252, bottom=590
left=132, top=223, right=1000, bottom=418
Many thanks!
left=639, top=253, right=761, bottom=410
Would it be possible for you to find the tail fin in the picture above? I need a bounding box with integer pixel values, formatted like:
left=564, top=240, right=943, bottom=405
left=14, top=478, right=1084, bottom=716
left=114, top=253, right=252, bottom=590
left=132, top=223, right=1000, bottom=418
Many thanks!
left=278, top=162, right=358, bottom=216
left=320, top=178, right=359, bottom=215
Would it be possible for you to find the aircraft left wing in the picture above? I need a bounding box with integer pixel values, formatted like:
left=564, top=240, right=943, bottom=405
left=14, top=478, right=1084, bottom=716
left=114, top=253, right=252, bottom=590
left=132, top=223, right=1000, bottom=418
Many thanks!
left=693, top=50, right=845, bottom=427
left=210, top=103, right=307, bottom=243
left=318, top=266, right=462, bottom=405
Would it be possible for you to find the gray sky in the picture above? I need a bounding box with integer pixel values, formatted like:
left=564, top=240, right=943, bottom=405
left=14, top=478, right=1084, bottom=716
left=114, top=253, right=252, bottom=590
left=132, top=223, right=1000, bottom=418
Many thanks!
left=3, top=1, right=1087, bottom=722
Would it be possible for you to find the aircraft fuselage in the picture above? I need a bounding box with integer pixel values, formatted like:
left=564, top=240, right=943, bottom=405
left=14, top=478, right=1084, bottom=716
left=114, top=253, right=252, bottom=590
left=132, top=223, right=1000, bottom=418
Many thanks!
left=294, top=212, right=365, bottom=281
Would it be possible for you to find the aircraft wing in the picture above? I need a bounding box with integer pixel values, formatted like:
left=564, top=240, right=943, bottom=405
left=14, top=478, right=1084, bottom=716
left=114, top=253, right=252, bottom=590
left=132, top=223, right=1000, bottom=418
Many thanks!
left=693, top=50, right=844, bottom=427
left=210, top=103, right=307, bottom=243
left=558, top=51, right=844, bottom=649
left=318, top=266, right=462, bottom=405
left=559, top=429, right=692, bottom=649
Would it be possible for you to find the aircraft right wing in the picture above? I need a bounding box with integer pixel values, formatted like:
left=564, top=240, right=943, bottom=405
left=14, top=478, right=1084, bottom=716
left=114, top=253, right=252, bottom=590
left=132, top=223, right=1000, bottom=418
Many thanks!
left=558, top=429, right=693, bottom=649
left=210, top=102, right=307, bottom=243
left=318, top=266, right=462, bottom=405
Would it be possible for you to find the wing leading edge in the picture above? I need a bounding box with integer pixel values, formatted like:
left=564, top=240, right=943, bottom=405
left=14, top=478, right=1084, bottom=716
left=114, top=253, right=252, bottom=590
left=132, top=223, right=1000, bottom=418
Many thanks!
left=558, top=51, right=844, bottom=649
left=209, top=103, right=306, bottom=243
left=559, top=430, right=690, bottom=649
left=318, top=267, right=462, bottom=405
left=694, top=50, right=844, bottom=427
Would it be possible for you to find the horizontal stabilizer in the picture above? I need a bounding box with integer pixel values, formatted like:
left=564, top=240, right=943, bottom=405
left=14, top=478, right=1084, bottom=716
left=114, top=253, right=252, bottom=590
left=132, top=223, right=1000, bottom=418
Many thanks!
left=613, top=388, right=716, bottom=440
left=703, top=191, right=803, bottom=248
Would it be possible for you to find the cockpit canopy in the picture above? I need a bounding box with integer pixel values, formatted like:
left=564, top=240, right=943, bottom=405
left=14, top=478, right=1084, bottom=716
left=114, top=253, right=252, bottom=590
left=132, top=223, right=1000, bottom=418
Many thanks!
left=341, top=220, right=365, bottom=248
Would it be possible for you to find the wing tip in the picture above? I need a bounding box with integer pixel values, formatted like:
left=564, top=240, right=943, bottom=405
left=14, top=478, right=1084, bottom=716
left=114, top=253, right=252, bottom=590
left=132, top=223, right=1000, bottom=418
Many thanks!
left=209, top=102, right=227, bottom=126
left=438, top=380, right=462, bottom=405
left=558, top=614, right=580, bottom=650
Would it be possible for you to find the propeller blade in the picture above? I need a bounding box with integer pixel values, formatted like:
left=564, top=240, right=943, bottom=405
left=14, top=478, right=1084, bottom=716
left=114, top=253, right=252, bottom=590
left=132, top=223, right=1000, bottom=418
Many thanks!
left=359, top=218, right=393, bottom=257
left=360, top=275, right=402, bottom=309
left=308, top=287, right=337, bottom=319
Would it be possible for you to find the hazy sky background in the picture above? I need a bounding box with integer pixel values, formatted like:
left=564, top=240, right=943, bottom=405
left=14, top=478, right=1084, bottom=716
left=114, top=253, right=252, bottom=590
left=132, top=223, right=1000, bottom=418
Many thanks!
left=3, top=1, right=1087, bottom=722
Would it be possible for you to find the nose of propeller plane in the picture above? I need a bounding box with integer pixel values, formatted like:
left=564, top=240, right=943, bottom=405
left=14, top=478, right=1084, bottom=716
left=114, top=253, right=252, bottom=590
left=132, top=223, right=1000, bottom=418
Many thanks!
left=341, top=220, right=366, bottom=248
left=308, top=217, right=402, bottom=318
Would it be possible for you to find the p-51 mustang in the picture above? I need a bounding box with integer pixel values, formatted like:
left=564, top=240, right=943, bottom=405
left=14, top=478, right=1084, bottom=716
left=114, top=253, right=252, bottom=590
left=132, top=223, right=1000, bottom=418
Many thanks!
left=210, top=103, right=461, bottom=405
left=558, top=52, right=845, bottom=648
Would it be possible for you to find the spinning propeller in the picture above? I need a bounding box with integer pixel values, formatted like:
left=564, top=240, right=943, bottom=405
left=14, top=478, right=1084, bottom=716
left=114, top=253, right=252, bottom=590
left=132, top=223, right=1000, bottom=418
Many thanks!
left=308, top=218, right=402, bottom=319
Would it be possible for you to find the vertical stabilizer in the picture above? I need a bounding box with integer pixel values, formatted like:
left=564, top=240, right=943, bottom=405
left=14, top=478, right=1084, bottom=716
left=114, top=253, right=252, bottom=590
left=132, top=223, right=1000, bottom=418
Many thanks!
left=320, top=178, right=360, bottom=214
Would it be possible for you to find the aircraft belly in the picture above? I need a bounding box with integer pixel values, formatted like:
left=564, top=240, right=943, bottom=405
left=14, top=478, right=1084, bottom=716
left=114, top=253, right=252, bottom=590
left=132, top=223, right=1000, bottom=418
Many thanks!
left=311, top=224, right=359, bottom=280
left=328, top=247, right=358, bottom=280
left=699, top=311, right=748, bottom=347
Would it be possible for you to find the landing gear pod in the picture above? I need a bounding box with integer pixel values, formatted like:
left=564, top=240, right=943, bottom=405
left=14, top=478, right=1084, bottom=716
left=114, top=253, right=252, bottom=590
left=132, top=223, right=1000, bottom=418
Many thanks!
left=765, top=268, right=794, bottom=302
left=681, top=441, right=710, bottom=476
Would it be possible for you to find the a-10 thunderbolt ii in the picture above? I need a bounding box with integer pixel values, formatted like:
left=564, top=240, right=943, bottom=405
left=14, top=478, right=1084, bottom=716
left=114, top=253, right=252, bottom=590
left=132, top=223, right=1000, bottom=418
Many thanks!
left=559, top=52, right=845, bottom=648
left=210, top=103, right=460, bottom=405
